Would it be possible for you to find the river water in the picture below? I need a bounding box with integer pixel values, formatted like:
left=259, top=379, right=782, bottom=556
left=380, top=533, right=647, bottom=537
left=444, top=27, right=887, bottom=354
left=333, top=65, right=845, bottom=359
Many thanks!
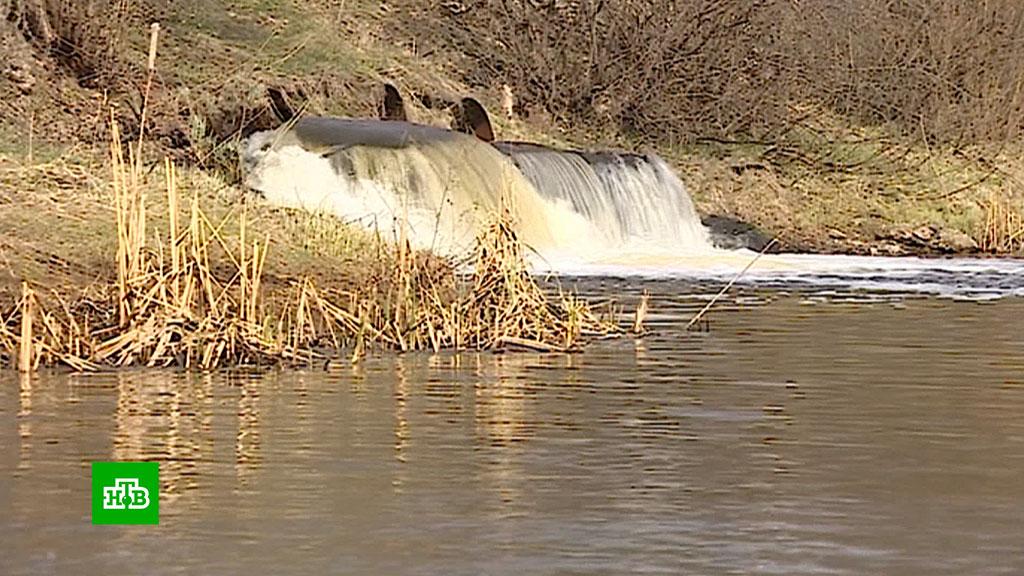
left=2, top=279, right=1023, bottom=575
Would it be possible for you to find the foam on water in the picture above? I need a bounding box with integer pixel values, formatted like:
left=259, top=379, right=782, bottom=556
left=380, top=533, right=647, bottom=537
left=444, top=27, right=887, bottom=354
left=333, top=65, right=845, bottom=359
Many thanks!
left=538, top=250, right=1024, bottom=299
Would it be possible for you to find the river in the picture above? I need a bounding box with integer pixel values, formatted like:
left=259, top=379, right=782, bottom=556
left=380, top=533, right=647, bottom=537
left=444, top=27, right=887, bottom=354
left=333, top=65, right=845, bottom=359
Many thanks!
left=2, top=279, right=1023, bottom=575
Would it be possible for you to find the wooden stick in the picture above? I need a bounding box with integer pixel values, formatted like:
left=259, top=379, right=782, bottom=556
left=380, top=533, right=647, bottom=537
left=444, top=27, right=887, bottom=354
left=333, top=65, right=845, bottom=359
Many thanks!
left=686, top=239, right=778, bottom=330
left=497, top=336, right=567, bottom=353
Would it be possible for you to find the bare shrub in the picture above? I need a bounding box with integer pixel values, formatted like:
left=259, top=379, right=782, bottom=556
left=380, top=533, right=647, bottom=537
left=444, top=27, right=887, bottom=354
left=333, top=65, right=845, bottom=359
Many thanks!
left=392, top=0, right=1024, bottom=146
left=392, top=0, right=786, bottom=146
left=785, top=0, right=1024, bottom=144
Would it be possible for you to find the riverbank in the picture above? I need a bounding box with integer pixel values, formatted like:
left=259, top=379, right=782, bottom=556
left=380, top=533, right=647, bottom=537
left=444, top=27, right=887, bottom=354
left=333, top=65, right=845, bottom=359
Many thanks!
left=4, top=1, right=1022, bottom=259
left=676, top=137, right=1024, bottom=256
left=1, top=139, right=622, bottom=370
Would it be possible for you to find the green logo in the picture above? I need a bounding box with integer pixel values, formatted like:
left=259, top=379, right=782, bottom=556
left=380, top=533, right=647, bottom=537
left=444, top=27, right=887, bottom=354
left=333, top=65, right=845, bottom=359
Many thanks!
left=91, top=462, right=159, bottom=525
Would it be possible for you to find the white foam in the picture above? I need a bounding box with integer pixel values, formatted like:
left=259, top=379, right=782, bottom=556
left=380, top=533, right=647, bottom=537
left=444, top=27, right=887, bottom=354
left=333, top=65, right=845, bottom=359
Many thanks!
left=536, top=249, right=1024, bottom=298
left=244, top=129, right=602, bottom=256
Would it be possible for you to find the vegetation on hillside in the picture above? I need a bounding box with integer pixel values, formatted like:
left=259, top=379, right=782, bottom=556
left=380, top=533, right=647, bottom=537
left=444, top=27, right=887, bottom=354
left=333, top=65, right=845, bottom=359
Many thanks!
left=395, top=1, right=1024, bottom=146
left=1, top=0, right=1022, bottom=274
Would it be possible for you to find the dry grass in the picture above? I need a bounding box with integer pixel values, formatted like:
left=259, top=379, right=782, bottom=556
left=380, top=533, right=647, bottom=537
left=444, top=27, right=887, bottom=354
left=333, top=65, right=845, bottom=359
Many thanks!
left=0, top=113, right=622, bottom=371
left=676, top=133, right=1024, bottom=254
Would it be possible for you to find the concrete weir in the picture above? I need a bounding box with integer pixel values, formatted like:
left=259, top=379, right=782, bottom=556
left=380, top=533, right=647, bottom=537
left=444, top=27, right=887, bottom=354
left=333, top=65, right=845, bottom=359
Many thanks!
left=242, top=115, right=718, bottom=260
left=251, top=78, right=742, bottom=264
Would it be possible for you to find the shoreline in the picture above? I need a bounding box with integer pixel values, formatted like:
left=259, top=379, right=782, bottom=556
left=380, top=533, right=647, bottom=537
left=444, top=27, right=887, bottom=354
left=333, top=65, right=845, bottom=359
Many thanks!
left=2, top=1, right=1022, bottom=372
left=0, top=136, right=625, bottom=372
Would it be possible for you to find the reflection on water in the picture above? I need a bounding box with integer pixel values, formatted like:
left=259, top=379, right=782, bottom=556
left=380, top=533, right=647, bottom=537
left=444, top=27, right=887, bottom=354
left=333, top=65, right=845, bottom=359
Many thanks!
left=234, top=375, right=262, bottom=487
left=17, top=373, right=32, bottom=472
left=1, top=284, right=1023, bottom=575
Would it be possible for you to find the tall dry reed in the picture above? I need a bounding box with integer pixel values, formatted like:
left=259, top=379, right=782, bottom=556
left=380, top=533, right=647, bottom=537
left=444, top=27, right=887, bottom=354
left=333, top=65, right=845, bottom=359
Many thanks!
left=978, top=190, right=1024, bottom=253
left=0, top=122, right=622, bottom=371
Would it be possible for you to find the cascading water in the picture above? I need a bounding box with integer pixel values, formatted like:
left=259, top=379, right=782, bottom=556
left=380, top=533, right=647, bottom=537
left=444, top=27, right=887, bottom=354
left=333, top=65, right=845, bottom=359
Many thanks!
left=242, top=118, right=707, bottom=258
left=242, top=118, right=598, bottom=255
left=494, top=142, right=711, bottom=252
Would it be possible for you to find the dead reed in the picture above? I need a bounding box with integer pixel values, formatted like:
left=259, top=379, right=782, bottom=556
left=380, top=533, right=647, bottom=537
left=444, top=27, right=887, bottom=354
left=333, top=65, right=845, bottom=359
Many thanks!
left=454, top=215, right=620, bottom=351
left=978, top=189, right=1024, bottom=253
left=0, top=125, right=622, bottom=371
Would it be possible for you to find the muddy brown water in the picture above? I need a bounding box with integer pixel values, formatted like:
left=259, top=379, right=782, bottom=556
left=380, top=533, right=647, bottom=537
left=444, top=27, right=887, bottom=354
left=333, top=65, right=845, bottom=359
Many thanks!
left=2, top=280, right=1023, bottom=575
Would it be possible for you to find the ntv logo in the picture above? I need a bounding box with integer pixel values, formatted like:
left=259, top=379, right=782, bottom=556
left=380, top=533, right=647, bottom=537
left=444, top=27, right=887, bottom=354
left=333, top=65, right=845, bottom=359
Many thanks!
left=102, top=478, right=151, bottom=510
left=92, top=462, right=159, bottom=525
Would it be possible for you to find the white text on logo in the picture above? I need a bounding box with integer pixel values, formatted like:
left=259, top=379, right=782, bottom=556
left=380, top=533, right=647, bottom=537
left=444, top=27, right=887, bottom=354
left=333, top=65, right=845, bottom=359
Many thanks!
left=102, top=478, right=150, bottom=510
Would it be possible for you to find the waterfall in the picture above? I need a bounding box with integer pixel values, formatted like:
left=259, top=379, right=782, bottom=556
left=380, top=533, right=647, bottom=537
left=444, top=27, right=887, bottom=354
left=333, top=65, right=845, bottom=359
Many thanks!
left=242, top=118, right=713, bottom=261
left=238, top=117, right=1024, bottom=296
left=494, top=142, right=712, bottom=252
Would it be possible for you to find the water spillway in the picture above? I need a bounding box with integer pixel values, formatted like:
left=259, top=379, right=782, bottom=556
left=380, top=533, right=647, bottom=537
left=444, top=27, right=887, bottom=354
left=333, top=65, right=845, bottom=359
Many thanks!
left=243, top=118, right=593, bottom=254
left=242, top=118, right=713, bottom=257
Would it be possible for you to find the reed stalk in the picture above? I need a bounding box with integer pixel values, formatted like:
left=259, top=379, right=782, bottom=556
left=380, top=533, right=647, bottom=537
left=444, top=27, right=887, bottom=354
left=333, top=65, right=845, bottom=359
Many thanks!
left=0, top=23, right=626, bottom=371
left=633, top=291, right=650, bottom=334
left=18, top=283, right=33, bottom=373
left=687, top=238, right=778, bottom=330
left=979, top=189, right=1024, bottom=253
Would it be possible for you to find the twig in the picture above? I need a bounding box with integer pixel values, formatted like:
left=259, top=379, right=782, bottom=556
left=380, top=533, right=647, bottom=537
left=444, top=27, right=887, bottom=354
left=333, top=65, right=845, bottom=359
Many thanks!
left=497, top=336, right=568, bottom=353
left=686, top=239, right=778, bottom=330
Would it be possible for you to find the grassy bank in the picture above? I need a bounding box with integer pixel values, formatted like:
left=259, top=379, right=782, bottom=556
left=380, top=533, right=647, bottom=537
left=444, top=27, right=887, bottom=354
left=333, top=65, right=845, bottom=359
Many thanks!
left=4, top=0, right=1024, bottom=256
left=676, top=135, right=1024, bottom=255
